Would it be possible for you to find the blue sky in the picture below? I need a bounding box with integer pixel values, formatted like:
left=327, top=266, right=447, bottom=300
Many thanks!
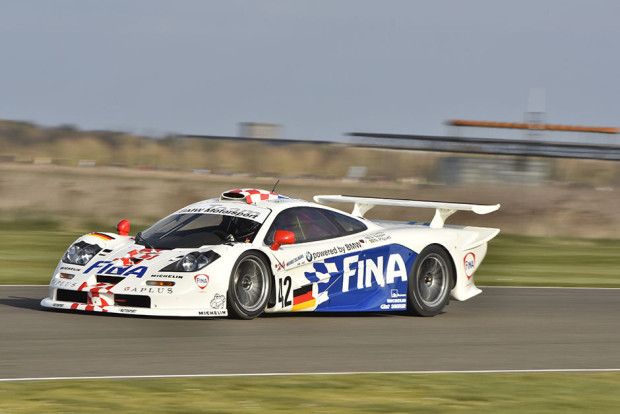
left=1, top=1, right=619, bottom=141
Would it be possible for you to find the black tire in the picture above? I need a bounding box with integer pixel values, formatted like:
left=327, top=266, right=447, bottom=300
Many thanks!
left=227, top=251, right=271, bottom=319
left=408, top=245, right=453, bottom=317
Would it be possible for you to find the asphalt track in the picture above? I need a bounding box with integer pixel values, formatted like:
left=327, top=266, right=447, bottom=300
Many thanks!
left=1, top=286, right=620, bottom=380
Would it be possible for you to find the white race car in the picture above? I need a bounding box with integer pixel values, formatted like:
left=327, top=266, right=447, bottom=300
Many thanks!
left=41, top=188, right=500, bottom=318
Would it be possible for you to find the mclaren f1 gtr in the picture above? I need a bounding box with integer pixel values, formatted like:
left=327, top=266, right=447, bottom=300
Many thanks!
left=41, top=188, right=500, bottom=318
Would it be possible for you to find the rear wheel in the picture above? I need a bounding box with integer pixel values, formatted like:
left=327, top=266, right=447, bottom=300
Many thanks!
left=408, top=245, right=452, bottom=316
left=227, top=252, right=271, bottom=319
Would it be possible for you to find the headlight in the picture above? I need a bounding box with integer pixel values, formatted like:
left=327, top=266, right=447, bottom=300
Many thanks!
left=162, top=251, right=220, bottom=272
left=62, top=242, right=102, bottom=265
left=181, top=254, right=197, bottom=272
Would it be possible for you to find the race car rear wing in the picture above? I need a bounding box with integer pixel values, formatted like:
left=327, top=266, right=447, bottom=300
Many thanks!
left=313, top=195, right=500, bottom=229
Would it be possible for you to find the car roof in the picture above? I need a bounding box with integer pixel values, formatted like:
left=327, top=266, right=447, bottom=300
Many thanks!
left=171, top=189, right=316, bottom=222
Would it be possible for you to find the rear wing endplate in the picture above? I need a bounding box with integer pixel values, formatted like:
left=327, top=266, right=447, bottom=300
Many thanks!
left=313, top=195, right=500, bottom=229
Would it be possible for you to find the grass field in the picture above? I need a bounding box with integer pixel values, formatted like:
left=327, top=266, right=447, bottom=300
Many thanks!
left=478, top=234, right=620, bottom=287
left=0, top=221, right=148, bottom=285
left=1, top=226, right=619, bottom=287
left=1, top=373, right=620, bottom=413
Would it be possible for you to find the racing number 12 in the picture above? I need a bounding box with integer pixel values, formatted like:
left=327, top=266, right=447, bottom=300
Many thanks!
left=278, top=276, right=292, bottom=307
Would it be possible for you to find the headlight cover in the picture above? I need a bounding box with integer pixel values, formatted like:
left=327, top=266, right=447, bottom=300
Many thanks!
left=161, top=251, right=220, bottom=272
left=62, top=242, right=102, bottom=265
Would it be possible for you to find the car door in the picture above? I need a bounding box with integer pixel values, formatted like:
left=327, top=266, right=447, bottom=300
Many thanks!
left=265, top=206, right=367, bottom=312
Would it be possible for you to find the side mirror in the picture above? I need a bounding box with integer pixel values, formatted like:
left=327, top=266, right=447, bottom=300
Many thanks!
left=117, top=219, right=130, bottom=236
left=270, top=230, right=295, bottom=251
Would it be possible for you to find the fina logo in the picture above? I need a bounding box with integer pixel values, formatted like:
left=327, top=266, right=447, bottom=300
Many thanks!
left=194, top=274, right=209, bottom=289
left=464, top=253, right=476, bottom=279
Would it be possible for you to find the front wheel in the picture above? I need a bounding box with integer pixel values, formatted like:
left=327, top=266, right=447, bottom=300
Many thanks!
left=408, top=245, right=453, bottom=317
left=227, top=252, right=271, bottom=319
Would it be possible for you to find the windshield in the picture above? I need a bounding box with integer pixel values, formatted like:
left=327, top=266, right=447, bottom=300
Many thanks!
left=137, top=213, right=262, bottom=249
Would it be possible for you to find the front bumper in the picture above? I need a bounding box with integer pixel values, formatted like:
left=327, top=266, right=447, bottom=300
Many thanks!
left=41, top=285, right=228, bottom=318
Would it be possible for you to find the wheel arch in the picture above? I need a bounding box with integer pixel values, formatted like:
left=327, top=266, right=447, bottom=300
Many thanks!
left=227, top=248, right=274, bottom=319
left=244, top=249, right=276, bottom=288
left=422, top=243, right=457, bottom=289
left=407, top=242, right=455, bottom=317
left=250, top=249, right=278, bottom=308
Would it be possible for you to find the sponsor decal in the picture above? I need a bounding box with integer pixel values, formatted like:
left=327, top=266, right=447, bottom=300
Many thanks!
left=119, top=266, right=148, bottom=278
left=464, top=252, right=476, bottom=279
left=122, top=286, right=174, bottom=294
left=285, top=254, right=304, bottom=268
left=380, top=290, right=408, bottom=310
left=51, top=279, right=79, bottom=288
left=210, top=293, right=225, bottom=309
left=391, top=289, right=407, bottom=298
left=119, top=308, right=137, bottom=313
left=81, top=250, right=161, bottom=277
left=198, top=310, right=227, bottom=316
left=364, top=232, right=392, bottom=243
left=340, top=253, right=408, bottom=292
left=194, top=274, right=209, bottom=289
left=150, top=274, right=184, bottom=279
left=302, top=244, right=417, bottom=313
left=311, top=247, right=338, bottom=260
left=381, top=301, right=407, bottom=310
left=308, top=242, right=365, bottom=262
left=59, top=266, right=82, bottom=272
left=52, top=303, right=65, bottom=308
left=178, top=204, right=263, bottom=220
left=344, top=242, right=363, bottom=251
left=84, top=260, right=148, bottom=278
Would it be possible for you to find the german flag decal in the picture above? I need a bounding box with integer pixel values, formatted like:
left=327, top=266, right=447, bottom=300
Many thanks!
left=88, top=232, right=114, bottom=241
left=291, top=285, right=316, bottom=311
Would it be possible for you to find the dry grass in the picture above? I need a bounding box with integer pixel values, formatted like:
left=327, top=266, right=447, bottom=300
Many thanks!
left=1, top=373, right=620, bottom=413
left=1, top=163, right=619, bottom=238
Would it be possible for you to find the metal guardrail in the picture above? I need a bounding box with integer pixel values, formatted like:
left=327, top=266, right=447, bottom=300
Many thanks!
left=348, top=132, right=620, bottom=161
left=183, top=132, right=620, bottom=161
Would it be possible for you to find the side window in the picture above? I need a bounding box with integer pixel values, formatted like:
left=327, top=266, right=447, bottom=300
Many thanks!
left=265, top=207, right=343, bottom=244
left=322, top=210, right=367, bottom=234
left=265, top=209, right=305, bottom=244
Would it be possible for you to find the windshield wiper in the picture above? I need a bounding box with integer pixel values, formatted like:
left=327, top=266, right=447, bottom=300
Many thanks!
left=135, top=232, right=155, bottom=249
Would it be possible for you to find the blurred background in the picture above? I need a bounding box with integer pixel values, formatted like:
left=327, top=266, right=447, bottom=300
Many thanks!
left=1, top=1, right=619, bottom=283
left=1, top=119, right=619, bottom=238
